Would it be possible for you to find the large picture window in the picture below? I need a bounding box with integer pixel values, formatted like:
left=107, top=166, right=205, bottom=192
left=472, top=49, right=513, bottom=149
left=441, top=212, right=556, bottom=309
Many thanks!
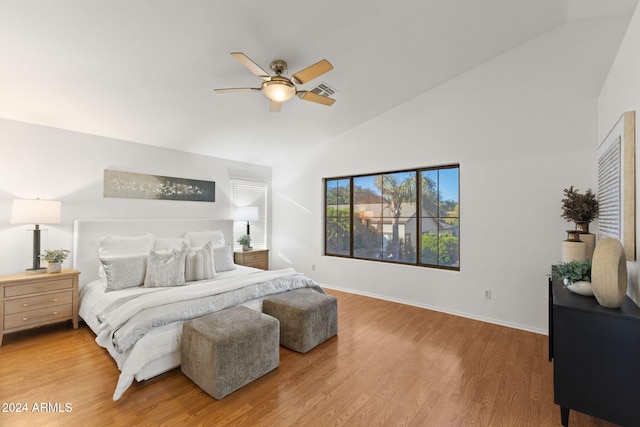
left=324, top=165, right=459, bottom=270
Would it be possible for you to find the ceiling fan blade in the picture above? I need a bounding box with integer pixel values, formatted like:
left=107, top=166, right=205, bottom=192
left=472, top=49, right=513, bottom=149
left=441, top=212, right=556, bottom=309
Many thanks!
left=214, top=87, right=261, bottom=93
left=269, top=100, right=282, bottom=112
left=297, top=91, right=335, bottom=106
left=292, top=59, right=333, bottom=84
left=230, top=52, right=270, bottom=79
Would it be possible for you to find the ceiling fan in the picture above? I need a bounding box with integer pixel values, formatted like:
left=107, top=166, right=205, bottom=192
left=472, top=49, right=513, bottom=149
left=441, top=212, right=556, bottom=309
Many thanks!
left=214, top=52, right=336, bottom=112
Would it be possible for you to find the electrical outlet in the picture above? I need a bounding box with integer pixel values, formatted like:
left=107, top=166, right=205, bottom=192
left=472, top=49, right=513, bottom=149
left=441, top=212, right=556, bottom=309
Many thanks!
left=484, top=289, right=491, bottom=299
left=312, top=264, right=316, bottom=271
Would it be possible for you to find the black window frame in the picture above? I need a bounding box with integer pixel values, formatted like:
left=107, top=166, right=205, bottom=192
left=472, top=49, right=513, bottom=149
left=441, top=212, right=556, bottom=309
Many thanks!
left=324, top=164, right=460, bottom=271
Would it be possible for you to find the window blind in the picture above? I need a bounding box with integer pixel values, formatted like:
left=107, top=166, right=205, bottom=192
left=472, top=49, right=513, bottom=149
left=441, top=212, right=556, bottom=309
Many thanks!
left=231, top=179, right=268, bottom=249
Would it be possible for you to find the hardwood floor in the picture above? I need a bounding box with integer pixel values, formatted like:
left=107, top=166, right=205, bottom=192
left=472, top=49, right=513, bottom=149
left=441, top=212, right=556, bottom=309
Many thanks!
left=0, top=289, right=620, bottom=427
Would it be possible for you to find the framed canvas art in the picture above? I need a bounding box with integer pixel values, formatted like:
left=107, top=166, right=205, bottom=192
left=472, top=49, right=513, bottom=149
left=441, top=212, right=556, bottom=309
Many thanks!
left=104, top=170, right=215, bottom=202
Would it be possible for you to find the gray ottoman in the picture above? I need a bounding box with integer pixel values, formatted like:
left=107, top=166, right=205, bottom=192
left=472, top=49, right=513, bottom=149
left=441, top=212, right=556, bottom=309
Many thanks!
left=181, top=306, right=279, bottom=399
left=263, top=288, right=337, bottom=353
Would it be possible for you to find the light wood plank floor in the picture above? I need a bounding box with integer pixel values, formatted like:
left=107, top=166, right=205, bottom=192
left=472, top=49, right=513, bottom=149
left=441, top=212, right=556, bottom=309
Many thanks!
left=0, top=289, right=620, bottom=427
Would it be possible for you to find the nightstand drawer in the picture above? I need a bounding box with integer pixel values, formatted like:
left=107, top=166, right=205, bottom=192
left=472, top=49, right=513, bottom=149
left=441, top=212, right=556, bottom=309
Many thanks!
left=4, top=278, right=73, bottom=298
left=245, top=260, right=268, bottom=269
left=234, top=249, right=269, bottom=270
left=241, top=252, right=266, bottom=263
left=4, top=304, right=73, bottom=329
left=5, top=291, right=72, bottom=315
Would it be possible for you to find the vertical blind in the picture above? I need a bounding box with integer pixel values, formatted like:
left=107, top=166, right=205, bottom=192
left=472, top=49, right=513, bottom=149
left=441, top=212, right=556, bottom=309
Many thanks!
left=230, top=179, right=268, bottom=249
left=597, top=138, right=621, bottom=240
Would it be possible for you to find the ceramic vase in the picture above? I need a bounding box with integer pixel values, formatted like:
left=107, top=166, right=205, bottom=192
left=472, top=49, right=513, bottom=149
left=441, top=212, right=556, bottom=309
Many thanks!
left=564, top=279, right=594, bottom=296
left=575, top=221, right=595, bottom=260
left=561, top=230, right=586, bottom=262
left=591, top=237, right=628, bottom=308
left=47, top=262, right=62, bottom=273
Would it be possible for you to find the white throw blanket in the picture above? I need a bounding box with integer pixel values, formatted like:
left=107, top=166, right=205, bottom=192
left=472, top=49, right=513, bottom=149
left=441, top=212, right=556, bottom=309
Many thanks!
left=97, top=268, right=298, bottom=335
left=93, top=268, right=323, bottom=400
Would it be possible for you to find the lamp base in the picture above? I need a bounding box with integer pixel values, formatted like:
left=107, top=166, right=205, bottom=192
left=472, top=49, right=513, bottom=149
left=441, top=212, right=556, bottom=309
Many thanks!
left=25, top=267, right=47, bottom=274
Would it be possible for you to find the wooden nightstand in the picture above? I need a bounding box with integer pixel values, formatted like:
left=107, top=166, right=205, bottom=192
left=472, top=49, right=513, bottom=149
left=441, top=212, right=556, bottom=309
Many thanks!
left=0, top=268, right=80, bottom=346
left=234, top=249, right=269, bottom=270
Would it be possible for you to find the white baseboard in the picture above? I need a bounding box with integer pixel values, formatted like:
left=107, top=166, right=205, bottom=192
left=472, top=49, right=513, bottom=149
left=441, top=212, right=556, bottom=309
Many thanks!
left=320, top=284, right=548, bottom=336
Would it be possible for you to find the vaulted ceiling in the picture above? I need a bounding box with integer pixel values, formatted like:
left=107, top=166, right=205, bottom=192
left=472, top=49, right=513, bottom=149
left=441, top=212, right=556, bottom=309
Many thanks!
left=0, top=0, right=637, bottom=165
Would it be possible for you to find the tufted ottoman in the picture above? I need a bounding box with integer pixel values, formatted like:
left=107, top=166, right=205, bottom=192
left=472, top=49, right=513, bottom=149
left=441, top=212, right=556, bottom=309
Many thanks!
left=181, top=306, right=279, bottom=399
left=263, top=288, right=337, bottom=353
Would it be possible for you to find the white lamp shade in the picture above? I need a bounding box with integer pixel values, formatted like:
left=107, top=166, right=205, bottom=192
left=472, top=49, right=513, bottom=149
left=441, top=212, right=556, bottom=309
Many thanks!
left=235, top=206, right=259, bottom=222
left=10, top=199, right=62, bottom=225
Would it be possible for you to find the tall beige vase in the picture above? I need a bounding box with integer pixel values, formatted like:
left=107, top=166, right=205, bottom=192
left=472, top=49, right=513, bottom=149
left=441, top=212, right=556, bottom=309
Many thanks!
left=579, top=233, right=596, bottom=260
left=561, top=230, right=586, bottom=262
left=591, top=238, right=628, bottom=308
left=575, top=221, right=595, bottom=260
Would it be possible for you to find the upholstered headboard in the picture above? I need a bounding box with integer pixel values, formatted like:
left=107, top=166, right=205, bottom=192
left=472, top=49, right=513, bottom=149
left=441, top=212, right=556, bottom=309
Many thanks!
left=73, top=218, right=234, bottom=287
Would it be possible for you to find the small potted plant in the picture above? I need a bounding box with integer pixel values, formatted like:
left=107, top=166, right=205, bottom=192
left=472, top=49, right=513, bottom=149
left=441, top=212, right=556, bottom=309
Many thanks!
left=552, top=259, right=593, bottom=296
left=42, top=249, right=71, bottom=273
left=237, top=235, right=251, bottom=251
left=561, top=186, right=599, bottom=233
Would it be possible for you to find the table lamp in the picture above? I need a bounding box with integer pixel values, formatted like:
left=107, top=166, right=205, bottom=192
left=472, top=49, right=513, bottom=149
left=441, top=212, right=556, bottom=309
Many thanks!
left=10, top=198, right=62, bottom=273
left=235, top=206, right=259, bottom=248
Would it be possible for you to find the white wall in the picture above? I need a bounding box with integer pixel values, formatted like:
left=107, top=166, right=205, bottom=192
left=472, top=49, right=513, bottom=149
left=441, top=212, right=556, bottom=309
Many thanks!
left=0, top=118, right=271, bottom=276
left=271, top=17, right=629, bottom=333
left=599, top=3, right=640, bottom=303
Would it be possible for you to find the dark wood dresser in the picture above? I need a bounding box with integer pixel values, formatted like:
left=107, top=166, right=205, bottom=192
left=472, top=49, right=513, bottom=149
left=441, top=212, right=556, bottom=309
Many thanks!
left=549, top=276, right=640, bottom=426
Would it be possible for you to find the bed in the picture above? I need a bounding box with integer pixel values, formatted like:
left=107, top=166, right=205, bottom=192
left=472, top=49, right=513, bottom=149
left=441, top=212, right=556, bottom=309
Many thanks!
left=73, top=218, right=324, bottom=400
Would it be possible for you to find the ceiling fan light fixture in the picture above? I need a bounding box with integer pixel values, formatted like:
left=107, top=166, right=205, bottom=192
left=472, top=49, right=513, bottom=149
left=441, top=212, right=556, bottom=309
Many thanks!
left=262, top=79, right=296, bottom=102
left=218, top=53, right=335, bottom=111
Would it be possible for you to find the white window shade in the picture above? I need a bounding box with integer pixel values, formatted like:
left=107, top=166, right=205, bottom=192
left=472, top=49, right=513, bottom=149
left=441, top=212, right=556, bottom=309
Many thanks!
left=231, top=179, right=268, bottom=249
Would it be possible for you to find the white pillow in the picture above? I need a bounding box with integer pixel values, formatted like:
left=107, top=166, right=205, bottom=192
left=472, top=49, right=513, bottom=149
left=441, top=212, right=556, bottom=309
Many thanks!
left=97, top=233, right=155, bottom=257
left=213, top=245, right=236, bottom=273
left=97, top=233, right=154, bottom=280
left=184, top=230, right=225, bottom=248
left=143, top=243, right=188, bottom=288
left=185, top=241, right=216, bottom=282
left=153, top=236, right=188, bottom=251
left=100, top=254, right=148, bottom=291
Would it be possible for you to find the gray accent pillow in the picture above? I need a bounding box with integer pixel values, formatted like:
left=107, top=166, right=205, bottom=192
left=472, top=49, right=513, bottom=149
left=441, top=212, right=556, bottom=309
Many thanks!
left=185, top=241, right=216, bottom=282
left=100, top=254, right=148, bottom=291
left=143, top=243, right=188, bottom=288
left=214, top=245, right=236, bottom=272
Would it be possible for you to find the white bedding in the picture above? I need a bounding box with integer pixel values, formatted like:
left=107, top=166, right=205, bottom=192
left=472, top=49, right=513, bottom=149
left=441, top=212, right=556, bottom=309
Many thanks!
left=80, top=265, right=259, bottom=334
left=80, top=265, right=323, bottom=400
left=80, top=266, right=260, bottom=400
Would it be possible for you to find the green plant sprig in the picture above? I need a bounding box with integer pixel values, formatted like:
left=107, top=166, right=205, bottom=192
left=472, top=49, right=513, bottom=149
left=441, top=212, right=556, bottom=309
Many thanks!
left=553, top=259, right=591, bottom=285
left=237, top=235, right=251, bottom=246
left=42, top=249, right=70, bottom=263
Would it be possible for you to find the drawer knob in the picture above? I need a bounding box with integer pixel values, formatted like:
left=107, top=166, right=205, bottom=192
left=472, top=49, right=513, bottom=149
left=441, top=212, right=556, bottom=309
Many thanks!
left=23, top=303, right=29, bottom=307
left=22, top=317, right=29, bottom=321
left=52, top=311, right=58, bottom=315
left=53, top=298, right=59, bottom=302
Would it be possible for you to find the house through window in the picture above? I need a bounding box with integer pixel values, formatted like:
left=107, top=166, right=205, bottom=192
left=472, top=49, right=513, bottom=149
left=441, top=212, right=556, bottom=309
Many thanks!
left=324, top=164, right=459, bottom=270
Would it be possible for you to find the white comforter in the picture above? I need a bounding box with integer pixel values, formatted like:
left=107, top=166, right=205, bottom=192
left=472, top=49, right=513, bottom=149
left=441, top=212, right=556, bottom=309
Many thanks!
left=79, top=267, right=321, bottom=400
